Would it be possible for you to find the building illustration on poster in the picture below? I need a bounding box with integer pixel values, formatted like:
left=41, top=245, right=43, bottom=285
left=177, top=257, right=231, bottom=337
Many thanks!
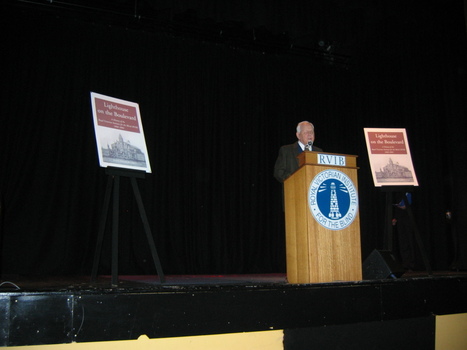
left=90, top=92, right=151, bottom=173
left=375, top=157, right=415, bottom=183
left=364, top=128, right=418, bottom=187
left=102, top=134, right=147, bottom=166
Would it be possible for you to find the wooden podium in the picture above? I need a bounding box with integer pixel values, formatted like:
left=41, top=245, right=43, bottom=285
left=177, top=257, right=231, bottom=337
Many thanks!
left=284, top=151, right=362, bottom=284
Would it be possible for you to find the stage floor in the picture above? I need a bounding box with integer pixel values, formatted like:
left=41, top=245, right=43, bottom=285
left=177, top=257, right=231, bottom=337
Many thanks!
left=1, top=271, right=467, bottom=347
left=1, top=270, right=465, bottom=292
left=0, top=273, right=288, bottom=292
left=1, top=269, right=466, bottom=293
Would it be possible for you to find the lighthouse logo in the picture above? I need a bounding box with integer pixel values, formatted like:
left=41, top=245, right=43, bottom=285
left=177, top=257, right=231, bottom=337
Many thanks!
left=308, top=169, right=358, bottom=231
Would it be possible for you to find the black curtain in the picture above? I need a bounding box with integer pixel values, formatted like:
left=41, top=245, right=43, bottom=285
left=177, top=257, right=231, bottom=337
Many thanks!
left=1, top=0, right=467, bottom=276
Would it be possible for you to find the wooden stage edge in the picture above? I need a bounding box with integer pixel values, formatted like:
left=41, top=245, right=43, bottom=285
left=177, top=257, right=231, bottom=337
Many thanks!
left=1, top=271, right=467, bottom=347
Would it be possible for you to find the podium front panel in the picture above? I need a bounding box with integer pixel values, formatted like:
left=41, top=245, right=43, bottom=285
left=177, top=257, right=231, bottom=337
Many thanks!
left=284, top=153, right=362, bottom=284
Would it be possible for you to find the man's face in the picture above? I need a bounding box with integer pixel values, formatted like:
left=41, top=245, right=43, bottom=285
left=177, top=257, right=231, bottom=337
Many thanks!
left=296, top=124, right=315, bottom=145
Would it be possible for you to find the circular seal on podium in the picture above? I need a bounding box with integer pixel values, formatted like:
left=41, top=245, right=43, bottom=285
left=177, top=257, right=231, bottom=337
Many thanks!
left=308, top=169, right=358, bottom=231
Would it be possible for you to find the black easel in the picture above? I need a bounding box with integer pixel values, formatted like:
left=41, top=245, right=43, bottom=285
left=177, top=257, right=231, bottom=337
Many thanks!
left=91, top=167, right=165, bottom=286
left=381, top=186, right=432, bottom=275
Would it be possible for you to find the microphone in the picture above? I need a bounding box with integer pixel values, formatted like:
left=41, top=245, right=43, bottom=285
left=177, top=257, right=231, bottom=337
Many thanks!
left=306, top=140, right=313, bottom=151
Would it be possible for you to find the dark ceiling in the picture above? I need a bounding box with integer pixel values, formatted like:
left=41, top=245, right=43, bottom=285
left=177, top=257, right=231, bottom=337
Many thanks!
left=13, top=0, right=450, bottom=67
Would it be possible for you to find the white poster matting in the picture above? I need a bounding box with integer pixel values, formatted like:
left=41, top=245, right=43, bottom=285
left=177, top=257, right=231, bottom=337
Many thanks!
left=364, top=128, right=418, bottom=187
left=90, top=92, right=151, bottom=173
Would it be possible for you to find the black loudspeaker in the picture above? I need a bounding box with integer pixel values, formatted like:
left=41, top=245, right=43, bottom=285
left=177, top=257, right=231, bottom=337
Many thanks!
left=362, top=249, right=406, bottom=279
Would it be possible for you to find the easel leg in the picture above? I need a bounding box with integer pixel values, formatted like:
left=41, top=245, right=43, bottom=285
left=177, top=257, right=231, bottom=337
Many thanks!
left=91, top=175, right=113, bottom=282
left=131, top=177, right=165, bottom=283
left=384, top=191, right=394, bottom=251
left=111, top=175, right=120, bottom=286
left=403, top=193, right=432, bottom=275
left=92, top=169, right=165, bottom=286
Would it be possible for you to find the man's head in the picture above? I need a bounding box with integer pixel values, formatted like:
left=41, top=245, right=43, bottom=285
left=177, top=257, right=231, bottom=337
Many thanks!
left=296, top=121, right=315, bottom=145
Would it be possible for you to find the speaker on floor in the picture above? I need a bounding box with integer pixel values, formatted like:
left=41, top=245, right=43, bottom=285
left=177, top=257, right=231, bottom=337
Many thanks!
left=362, top=249, right=405, bottom=279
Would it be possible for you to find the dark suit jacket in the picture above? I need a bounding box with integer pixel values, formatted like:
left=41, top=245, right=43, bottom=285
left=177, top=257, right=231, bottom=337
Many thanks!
left=273, top=141, right=323, bottom=182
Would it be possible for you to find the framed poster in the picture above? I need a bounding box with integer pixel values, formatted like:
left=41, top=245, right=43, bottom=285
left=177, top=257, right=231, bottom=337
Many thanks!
left=364, top=128, right=418, bottom=187
left=90, top=92, right=151, bottom=173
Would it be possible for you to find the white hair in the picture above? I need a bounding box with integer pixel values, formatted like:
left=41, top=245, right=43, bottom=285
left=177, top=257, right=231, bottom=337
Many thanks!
left=296, top=121, right=314, bottom=133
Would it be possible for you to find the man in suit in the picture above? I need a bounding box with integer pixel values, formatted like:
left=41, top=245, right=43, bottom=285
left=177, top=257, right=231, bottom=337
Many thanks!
left=274, top=121, right=323, bottom=183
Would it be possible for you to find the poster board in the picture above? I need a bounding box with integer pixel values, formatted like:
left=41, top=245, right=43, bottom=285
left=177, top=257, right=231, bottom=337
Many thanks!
left=90, top=92, right=151, bottom=173
left=364, top=128, right=418, bottom=187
